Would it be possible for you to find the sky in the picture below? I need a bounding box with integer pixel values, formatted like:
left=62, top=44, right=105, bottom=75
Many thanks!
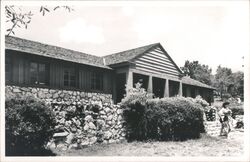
left=3, top=1, right=249, bottom=74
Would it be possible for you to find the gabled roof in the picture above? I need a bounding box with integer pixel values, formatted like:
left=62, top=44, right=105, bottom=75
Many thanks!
left=182, top=76, right=216, bottom=89
left=103, top=43, right=159, bottom=65
left=103, top=43, right=183, bottom=75
left=5, top=36, right=111, bottom=69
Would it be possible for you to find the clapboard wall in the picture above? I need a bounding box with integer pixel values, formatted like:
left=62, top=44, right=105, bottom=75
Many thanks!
left=131, top=46, right=181, bottom=77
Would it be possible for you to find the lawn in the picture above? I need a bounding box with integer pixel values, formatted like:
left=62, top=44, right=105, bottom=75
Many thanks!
left=53, top=129, right=244, bottom=156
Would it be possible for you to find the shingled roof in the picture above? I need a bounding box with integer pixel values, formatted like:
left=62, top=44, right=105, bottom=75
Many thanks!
left=5, top=36, right=111, bottom=69
left=182, top=76, right=215, bottom=89
left=5, top=36, right=215, bottom=90
left=103, top=43, right=159, bottom=65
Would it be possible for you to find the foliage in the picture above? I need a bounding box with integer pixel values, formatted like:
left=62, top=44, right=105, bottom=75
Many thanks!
left=213, top=65, right=233, bottom=99
left=229, top=102, right=244, bottom=119
left=121, top=83, right=153, bottom=141
left=228, top=71, right=244, bottom=97
left=188, top=95, right=209, bottom=109
left=121, top=85, right=204, bottom=141
left=221, top=93, right=232, bottom=100
left=180, top=60, right=213, bottom=85
left=5, top=5, right=73, bottom=36
left=5, top=94, right=56, bottom=156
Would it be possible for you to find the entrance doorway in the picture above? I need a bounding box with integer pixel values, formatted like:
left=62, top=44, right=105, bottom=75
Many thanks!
left=116, top=73, right=126, bottom=103
left=153, top=77, right=165, bottom=98
left=169, top=80, right=180, bottom=97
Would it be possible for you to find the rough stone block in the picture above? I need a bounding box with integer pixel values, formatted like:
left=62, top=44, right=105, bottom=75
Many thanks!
left=13, top=88, right=21, bottom=93
left=88, top=122, right=97, bottom=130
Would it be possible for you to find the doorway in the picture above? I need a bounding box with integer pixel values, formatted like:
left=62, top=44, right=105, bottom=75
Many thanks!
left=153, top=77, right=165, bottom=98
left=115, top=73, right=126, bottom=103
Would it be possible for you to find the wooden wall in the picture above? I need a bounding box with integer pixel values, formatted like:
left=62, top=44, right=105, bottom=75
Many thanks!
left=132, top=46, right=181, bottom=77
left=5, top=50, right=113, bottom=94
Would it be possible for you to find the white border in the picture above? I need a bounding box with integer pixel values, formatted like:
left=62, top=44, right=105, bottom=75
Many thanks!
left=1, top=1, right=249, bottom=162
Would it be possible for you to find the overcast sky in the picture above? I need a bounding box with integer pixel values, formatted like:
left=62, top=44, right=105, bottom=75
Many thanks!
left=4, top=1, right=249, bottom=74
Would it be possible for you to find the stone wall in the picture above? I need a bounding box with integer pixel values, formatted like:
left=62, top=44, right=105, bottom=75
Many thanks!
left=6, top=85, right=126, bottom=150
left=204, top=121, right=221, bottom=136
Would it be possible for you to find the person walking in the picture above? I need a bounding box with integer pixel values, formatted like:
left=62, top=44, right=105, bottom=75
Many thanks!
left=218, top=102, right=232, bottom=138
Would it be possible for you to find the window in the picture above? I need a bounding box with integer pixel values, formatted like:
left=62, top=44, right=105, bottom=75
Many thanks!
left=91, top=72, right=103, bottom=91
left=5, top=56, right=12, bottom=83
left=64, top=68, right=76, bottom=87
left=30, top=62, right=48, bottom=85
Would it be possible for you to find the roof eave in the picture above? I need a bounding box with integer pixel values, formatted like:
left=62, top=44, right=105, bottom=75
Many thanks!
left=5, top=47, right=113, bottom=70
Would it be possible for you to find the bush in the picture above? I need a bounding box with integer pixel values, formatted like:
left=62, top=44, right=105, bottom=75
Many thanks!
left=121, top=85, right=204, bottom=141
left=222, top=93, right=232, bottom=100
left=146, top=97, right=205, bottom=141
left=5, top=95, right=56, bottom=156
left=121, top=83, right=153, bottom=141
left=230, top=107, right=244, bottom=119
left=192, top=95, right=209, bottom=108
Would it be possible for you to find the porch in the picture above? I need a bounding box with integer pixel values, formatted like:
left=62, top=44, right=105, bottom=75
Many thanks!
left=114, top=68, right=213, bottom=104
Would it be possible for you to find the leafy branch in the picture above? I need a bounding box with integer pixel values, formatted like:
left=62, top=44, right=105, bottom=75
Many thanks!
left=5, top=5, right=74, bottom=36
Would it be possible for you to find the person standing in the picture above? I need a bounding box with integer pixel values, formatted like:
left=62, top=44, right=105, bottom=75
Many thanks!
left=218, top=102, right=232, bottom=138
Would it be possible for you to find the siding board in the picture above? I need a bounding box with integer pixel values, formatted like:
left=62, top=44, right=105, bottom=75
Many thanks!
left=144, top=53, right=173, bottom=64
left=136, top=64, right=180, bottom=77
left=139, top=55, right=175, bottom=68
left=135, top=59, right=179, bottom=72
left=133, top=48, right=181, bottom=77
left=135, top=60, right=180, bottom=75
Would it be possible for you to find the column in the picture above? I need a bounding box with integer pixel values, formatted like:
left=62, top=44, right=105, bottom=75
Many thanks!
left=126, top=70, right=133, bottom=93
left=147, top=75, right=153, bottom=93
left=112, top=74, right=117, bottom=104
left=164, top=79, right=169, bottom=97
left=179, top=81, right=183, bottom=96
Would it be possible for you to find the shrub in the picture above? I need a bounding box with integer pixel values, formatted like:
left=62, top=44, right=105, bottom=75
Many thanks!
left=5, top=95, right=56, bottom=156
left=121, top=83, right=153, bottom=141
left=230, top=107, right=244, bottom=119
left=121, top=84, right=204, bottom=141
left=192, top=95, right=209, bottom=108
left=146, top=97, right=205, bottom=141
left=222, top=93, right=232, bottom=100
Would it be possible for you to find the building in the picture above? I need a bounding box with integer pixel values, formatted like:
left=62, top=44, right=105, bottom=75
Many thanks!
left=5, top=36, right=215, bottom=104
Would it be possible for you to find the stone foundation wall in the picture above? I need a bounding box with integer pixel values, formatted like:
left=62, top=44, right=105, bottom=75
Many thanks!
left=6, top=85, right=126, bottom=150
left=204, top=121, right=221, bottom=136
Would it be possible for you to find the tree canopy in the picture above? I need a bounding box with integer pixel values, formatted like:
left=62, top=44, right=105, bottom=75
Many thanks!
left=180, top=60, right=213, bottom=85
left=181, top=61, right=244, bottom=99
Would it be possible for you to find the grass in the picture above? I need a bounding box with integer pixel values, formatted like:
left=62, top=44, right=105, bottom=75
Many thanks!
left=52, top=130, right=244, bottom=156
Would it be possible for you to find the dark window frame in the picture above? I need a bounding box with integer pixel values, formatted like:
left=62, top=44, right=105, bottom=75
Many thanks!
left=29, top=61, right=49, bottom=86
left=63, top=67, right=77, bottom=88
left=91, top=71, right=104, bottom=91
left=5, top=55, right=12, bottom=84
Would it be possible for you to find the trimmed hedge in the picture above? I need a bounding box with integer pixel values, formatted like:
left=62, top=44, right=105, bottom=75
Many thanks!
left=5, top=95, right=56, bottom=156
left=121, top=86, right=205, bottom=141
left=146, top=97, right=205, bottom=141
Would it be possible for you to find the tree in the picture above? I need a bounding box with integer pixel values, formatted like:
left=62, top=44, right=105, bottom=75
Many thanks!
left=180, top=60, right=213, bottom=85
left=5, top=5, right=73, bottom=36
left=229, top=71, right=244, bottom=97
left=214, top=65, right=233, bottom=99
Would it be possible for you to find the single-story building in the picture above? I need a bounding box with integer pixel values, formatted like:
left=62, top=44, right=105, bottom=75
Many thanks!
left=5, top=36, right=215, bottom=104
